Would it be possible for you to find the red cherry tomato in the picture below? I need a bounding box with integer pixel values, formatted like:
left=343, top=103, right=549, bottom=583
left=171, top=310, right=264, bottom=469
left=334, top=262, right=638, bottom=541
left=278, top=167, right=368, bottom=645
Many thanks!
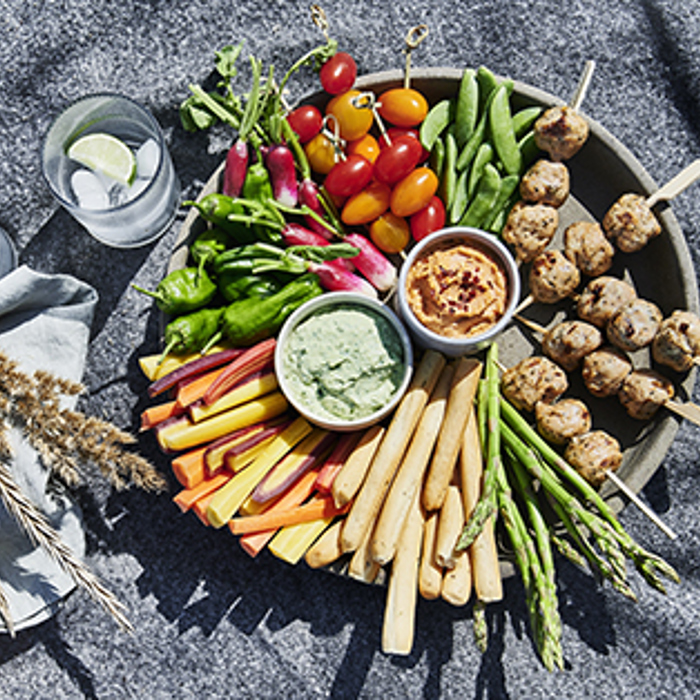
left=373, top=136, right=424, bottom=185
left=377, top=88, right=429, bottom=128
left=390, top=167, right=439, bottom=218
left=369, top=212, right=410, bottom=254
left=347, top=134, right=380, bottom=164
left=319, top=52, right=357, bottom=95
left=324, top=154, right=373, bottom=198
left=410, top=196, right=446, bottom=242
left=379, top=127, right=430, bottom=162
left=326, top=90, right=374, bottom=142
left=304, top=132, right=337, bottom=175
left=286, top=105, right=323, bottom=144
left=342, top=181, right=391, bottom=226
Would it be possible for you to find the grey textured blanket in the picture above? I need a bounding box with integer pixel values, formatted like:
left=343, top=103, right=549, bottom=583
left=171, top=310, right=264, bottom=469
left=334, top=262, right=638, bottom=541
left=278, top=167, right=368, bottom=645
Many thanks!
left=1, top=1, right=700, bottom=698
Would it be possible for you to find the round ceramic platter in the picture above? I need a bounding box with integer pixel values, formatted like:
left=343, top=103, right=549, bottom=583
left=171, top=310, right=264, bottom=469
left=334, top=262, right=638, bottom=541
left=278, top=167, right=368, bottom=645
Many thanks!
left=170, top=67, right=698, bottom=525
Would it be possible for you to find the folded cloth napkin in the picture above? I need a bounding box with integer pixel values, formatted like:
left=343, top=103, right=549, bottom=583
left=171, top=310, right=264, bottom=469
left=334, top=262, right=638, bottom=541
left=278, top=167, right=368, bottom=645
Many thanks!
left=0, top=265, right=98, bottom=633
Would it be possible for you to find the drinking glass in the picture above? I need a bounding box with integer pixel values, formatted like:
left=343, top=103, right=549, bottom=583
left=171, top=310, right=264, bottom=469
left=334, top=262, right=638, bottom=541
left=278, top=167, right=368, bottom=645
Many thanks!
left=41, top=93, right=180, bottom=248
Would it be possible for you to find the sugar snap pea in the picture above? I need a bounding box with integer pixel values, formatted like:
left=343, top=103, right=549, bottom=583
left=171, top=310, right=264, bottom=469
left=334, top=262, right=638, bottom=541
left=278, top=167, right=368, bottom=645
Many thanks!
left=512, top=105, right=543, bottom=140
left=429, top=136, right=445, bottom=180
left=420, top=99, right=455, bottom=152
left=459, top=163, right=501, bottom=228
left=467, top=142, right=494, bottom=200
left=518, top=130, right=542, bottom=171
left=454, top=68, right=479, bottom=149
left=489, top=85, right=522, bottom=176
left=481, top=174, right=520, bottom=231
left=439, top=131, right=458, bottom=213
left=476, top=66, right=500, bottom=112
left=450, top=169, right=469, bottom=225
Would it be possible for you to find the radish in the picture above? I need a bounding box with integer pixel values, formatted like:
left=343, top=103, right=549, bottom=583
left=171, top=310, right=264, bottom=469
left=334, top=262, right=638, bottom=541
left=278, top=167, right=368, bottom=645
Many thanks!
left=222, top=140, right=249, bottom=197
left=343, top=233, right=397, bottom=292
left=265, top=144, right=298, bottom=207
left=306, top=261, right=378, bottom=299
left=298, top=178, right=334, bottom=239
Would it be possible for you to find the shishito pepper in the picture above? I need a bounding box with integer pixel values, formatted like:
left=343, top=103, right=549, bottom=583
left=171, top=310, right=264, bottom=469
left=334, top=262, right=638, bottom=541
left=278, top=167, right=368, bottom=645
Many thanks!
left=132, top=267, right=217, bottom=316
left=185, top=193, right=258, bottom=244
left=219, top=273, right=323, bottom=346
left=217, top=269, right=282, bottom=303
left=160, top=306, right=225, bottom=362
left=190, top=228, right=231, bottom=277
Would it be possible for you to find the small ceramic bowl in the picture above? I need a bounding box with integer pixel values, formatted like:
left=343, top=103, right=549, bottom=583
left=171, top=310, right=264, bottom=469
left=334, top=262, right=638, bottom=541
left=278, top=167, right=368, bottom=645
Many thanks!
left=274, top=292, right=413, bottom=431
left=396, top=227, right=520, bottom=357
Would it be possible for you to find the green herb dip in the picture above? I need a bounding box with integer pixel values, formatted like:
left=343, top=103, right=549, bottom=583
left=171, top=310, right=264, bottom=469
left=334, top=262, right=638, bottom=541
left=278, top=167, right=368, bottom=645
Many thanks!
left=282, top=303, right=406, bottom=421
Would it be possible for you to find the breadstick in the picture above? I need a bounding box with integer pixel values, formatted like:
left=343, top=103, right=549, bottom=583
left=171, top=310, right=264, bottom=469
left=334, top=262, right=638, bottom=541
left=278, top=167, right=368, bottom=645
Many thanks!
left=423, top=357, right=482, bottom=511
left=304, top=519, right=344, bottom=569
left=440, top=548, right=472, bottom=606
left=418, top=509, right=443, bottom=600
left=370, top=363, right=455, bottom=565
left=434, top=484, right=465, bottom=569
left=382, top=491, right=423, bottom=655
left=332, top=424, right=385, bottom=509
left=460, top=406, right=503, bottom=603
left=341, top=350, right=446, bottom=553
left=348, top=520, right=381, bottom=584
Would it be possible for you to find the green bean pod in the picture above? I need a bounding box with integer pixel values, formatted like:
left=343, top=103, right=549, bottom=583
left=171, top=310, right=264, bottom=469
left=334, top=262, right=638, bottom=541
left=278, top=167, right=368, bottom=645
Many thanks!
left=429, top=136, right=446, bottom=180
left=458, top=163, right=502, bottom=228
left=439, top=131, right=458, bottom=214
left=482, top=174, right=520, bottom=232
left=512, top=106, right=543, bottom=140
left=467, top=142, right=494, bottom=200
left=450, top=168, right=470, bottom=225
left=489, top=85, right=522, bottom=176
left=454, top=68, right=479, bottom=149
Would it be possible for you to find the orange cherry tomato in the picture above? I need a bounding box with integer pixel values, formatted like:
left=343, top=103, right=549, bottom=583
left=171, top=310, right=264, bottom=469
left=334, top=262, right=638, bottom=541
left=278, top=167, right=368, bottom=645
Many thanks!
left=304, top=132, right=338, bottom=175
left=326, top=90, right=374, bottom=142
left=341, top=181, right=391, bottom=226
left=377, top=88, right=429, bottom=128
left=369, top=212, right=410, bottom=254
left=390, top=167, right=439, bottom=218
left=347, top=133, right=380, bottom=164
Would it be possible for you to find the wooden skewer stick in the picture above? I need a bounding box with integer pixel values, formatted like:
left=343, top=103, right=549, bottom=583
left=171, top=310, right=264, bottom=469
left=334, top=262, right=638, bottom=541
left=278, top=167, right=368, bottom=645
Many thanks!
left=514, top=294, right=536, bottom=315
left=646, top=159, right=700, bottom=208
left=569, top=60, right=596, bottom=112
left=495, top=354, right=678, bottom=539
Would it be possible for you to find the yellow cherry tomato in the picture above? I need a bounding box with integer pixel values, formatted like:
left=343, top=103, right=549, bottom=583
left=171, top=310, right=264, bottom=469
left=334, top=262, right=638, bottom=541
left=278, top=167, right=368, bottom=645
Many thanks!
left=347, top=133, right=380, bottom=164
left=390, top=167, right=439, bottom=218
left=341, top=181, right=391, bottom=226
left=369, top=212, right=410, bottom=254
left=304, top=132, right=338, bottom=175
left=377, top=88, right=429, bottom=128
left=326, top=90, right=374, bottom=142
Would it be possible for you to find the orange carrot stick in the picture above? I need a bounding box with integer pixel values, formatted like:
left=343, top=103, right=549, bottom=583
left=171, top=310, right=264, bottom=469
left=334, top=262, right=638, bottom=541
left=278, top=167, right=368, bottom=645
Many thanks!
left=193, top=494, right=215, bottom=526
left=228, top=495, right=349, bottom=536
left=171, top=447, right=208, bottom=489
left=236, top=468, right=321, bottom=557
left=175, top=365, right=229, bottom=409
left=173, top=472, right=232, bottom=512
left=140, top=400, right=185, bottom=431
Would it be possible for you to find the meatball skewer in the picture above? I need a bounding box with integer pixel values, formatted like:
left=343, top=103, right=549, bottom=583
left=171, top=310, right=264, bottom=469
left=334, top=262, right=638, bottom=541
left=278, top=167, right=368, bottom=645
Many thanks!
left=500, top=358, right=678, bottom=539
left=603, top=159, right=700, bottom=253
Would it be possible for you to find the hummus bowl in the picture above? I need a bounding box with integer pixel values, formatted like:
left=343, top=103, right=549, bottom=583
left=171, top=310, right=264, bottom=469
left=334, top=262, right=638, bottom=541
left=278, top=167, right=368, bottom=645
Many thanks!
left=397, top=227, right=520, bottom=357
left=274, top=292, right=413, bottom=432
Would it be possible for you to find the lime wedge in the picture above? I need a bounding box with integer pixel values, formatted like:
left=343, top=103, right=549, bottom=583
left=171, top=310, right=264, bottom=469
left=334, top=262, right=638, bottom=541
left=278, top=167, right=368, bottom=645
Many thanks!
left=67, top=132, right=137, bottom=185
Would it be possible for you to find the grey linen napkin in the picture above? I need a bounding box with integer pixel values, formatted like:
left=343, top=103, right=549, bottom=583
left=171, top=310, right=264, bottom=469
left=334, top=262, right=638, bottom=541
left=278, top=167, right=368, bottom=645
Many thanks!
left=0, top=265, right=98, bottom=632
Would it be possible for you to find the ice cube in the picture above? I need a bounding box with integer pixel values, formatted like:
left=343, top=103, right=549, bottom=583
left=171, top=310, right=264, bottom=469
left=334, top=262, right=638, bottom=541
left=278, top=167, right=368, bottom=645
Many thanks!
left=126, top=177, right=151, bottom=202
left=136, top=139, right=160, bottom=179
left=71, top=170, right=109, bottom=210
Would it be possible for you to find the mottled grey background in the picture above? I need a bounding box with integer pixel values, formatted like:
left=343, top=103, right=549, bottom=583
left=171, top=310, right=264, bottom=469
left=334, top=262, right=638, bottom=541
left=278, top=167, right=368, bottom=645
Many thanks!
left=1, top=1, right=700, bottom=698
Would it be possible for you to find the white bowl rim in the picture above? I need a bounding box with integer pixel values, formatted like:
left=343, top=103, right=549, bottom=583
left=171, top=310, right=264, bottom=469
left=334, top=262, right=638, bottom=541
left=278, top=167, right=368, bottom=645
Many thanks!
left=274, top=291, right=414, bottom=430
left=397, top=226, right=521, bottom=349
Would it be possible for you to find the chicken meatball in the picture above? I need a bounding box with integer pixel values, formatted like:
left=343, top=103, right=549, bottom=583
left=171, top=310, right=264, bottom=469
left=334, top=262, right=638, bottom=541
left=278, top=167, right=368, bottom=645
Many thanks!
left=533, top=105, right=590, bottom=162
left=576, top=276, right=637, bottom=328
left=602, top=193, right=662, bottom=253
left=581, top=346, right=633, bottom=398
left=535, top=398, right=592, bottom=445
left=502, top=201, right=559, bottom=263
left=542, top=320, right=603, bottom=371
left=652, top=310, right=700, bottom=373
left=519, top=159, right=570, bottom=207
left=618, top=368, right=674, bottom=420
left=501, top=356, right=569, bottom=412
left=528, top=250, right=580, bottom=304
left=564, top=430, right=623, bottom=488
left=563, top=221, right=615, bottom=278
left=606, top=298, right=663, bottom=353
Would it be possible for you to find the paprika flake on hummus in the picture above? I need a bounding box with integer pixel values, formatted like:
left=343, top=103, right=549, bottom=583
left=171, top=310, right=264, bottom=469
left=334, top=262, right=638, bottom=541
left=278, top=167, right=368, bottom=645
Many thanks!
left=405, top=239, right=509, bottom=338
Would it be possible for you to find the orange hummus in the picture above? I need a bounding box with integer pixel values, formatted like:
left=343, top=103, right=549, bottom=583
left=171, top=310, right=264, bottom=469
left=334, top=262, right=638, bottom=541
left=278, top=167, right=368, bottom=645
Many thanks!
left=405, top=240, right=509, bottom=338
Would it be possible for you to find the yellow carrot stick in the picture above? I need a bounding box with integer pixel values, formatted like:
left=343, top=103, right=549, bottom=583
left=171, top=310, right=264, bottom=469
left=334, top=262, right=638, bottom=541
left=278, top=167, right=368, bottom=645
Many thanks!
left=206, top=416, right=313, bottom=528
left=341, top=350, right=446, bottom=553
left=268, top=516, right=336, bottom=565
left=189, top=371, right=278, bottom=423
left=423, top=357, right=483, bottom=511
left=139, top=345, right=232, bottom=381
left=160, top=392, right=289, bottom=452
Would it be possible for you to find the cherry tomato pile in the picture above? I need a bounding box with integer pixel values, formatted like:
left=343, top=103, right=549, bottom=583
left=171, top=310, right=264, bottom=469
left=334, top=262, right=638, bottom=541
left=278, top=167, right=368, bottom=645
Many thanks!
left=285, top=53, right=446, bottom=255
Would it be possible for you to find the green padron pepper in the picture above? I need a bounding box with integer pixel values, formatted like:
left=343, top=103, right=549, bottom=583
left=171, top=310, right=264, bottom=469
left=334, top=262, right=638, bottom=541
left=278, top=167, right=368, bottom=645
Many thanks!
left=241, top=160, right=275, bottom=243
left=160, top=306, right=225, bottom=361
left=217, top=269, right=282, bottom=303
left=190, top=228, right=231, bottom=277
left=221, top=273, right=322, bottom=346
left=186, top=193, right=258, bottom=244
left=132, top=267, right=217, bottom=316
